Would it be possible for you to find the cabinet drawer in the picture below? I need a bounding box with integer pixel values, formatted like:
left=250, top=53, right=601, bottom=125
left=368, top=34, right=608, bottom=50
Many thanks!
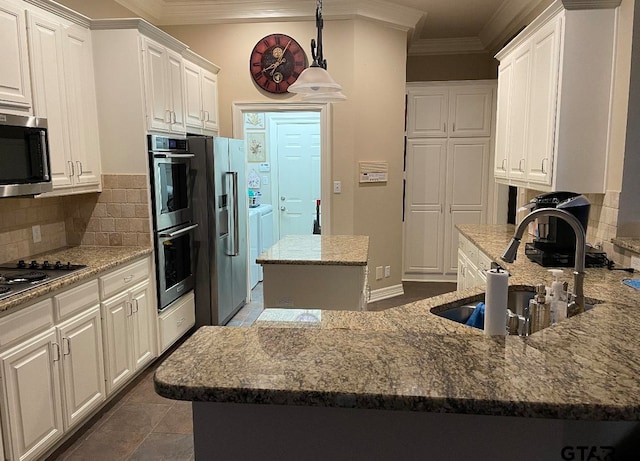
left=54, top=280, right=99, bottom=321
left=100, top=258, right=149, bottom=299
left=158, top=291, right=195, bottom=354
left=0, top=298, right=54, bottom=347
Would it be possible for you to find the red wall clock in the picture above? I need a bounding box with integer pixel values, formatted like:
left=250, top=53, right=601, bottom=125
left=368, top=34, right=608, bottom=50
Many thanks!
left=249, top=34, right=307, bottom=94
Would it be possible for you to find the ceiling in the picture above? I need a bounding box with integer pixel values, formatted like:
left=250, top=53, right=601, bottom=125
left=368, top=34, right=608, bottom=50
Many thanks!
left=114, top=0, right=549, bottom=55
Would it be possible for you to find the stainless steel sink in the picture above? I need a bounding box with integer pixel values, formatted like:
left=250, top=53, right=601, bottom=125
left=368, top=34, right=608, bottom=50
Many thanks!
left=431, top=289, right=598, bottom=334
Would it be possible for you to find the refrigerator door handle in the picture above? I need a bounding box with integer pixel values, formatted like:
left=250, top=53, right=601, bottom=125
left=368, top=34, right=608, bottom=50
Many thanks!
left=227, top=171, right=240, bottom=256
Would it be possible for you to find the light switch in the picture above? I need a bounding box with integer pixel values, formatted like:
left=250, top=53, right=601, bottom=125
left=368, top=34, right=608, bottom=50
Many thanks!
left=262, top=175, right=269, bottom=185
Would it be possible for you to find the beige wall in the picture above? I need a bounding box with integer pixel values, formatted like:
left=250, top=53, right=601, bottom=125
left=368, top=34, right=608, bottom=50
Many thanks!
left=162, top=19, right=406, bottom=292
left=406, top=53, right=498, bottom=82
left=54, top=0, right=135, bottom=18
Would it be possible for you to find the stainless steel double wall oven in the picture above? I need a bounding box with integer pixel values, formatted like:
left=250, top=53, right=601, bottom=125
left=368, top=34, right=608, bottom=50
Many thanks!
left=148, top=135, right=198, bottom=310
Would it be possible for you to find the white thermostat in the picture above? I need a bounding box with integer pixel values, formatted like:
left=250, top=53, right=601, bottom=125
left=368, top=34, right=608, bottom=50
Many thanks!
left=259, top=162, right=271, bottom=172
left=359, top=161, right=388, bottom=183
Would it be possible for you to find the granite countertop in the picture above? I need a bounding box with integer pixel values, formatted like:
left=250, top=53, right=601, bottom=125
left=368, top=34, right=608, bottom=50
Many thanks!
left=257, top=234, right=369, bottom=266
left=155, top=225, right=640, bottom=421
left=612, top=237, right=640, bottom=254
left=0, top=246, right=153, bottom=313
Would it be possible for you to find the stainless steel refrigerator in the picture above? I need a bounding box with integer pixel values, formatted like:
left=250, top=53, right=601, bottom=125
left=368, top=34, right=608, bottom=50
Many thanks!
left=189, top=136, right=247, bottom=326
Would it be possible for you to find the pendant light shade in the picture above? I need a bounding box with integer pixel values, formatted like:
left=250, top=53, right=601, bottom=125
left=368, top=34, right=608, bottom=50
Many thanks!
left=288, top=0, right=345, bottom=101
left=302, top=90, right=347, bottom=102
left=288, top=66, right=342, bottom=94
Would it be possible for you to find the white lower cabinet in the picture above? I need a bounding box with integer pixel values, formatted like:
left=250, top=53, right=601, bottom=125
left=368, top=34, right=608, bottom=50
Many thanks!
left=0, top=257, right=157, bottom=460
left=158, top=291, right=195, bottom=354
left=1, top=328, right=63, bottom=461
left=101, top=279, right=155, bottom=395
left=457, top=233, right=493, bottom=292
left=0, top=283, right=105, bottom=461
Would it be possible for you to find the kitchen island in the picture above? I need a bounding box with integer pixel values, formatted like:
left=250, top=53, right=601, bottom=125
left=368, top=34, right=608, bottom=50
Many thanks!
left=257, top=234, right=369, bottom=310
left=155, top=225, right=640, bottom=460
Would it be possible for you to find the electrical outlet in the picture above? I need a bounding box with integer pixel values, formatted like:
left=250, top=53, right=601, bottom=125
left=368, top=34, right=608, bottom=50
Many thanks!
left=32, top=225, right=41, bottom=243
left=333, top=181, right=342, bottom=194
left=384, top=266, right=391, bottom=278
left=631, top=256, right=640, bottom=272
left=375, top=266, right=383, bottom=280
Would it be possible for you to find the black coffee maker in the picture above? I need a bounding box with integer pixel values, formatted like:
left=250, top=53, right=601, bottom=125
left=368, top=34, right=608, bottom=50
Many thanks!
left=524, top=191, right=590, bottom=267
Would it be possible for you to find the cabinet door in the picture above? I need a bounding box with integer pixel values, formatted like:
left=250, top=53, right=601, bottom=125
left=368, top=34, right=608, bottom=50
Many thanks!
left=201, top=70, right=219, bottom=133
left=101, top=291, right=133, bottom=394
left=507, top=43, right=532, bottom=181
left=143, top=37, right=171, bottom=133
left=130, top=280, right=155, bottom=371
left=63, top=24, right=101, bottom=188
left=1, top=329, right=63, bottom=461
left=456, top=249, right=466, bottom=291
left=494, top=60, right=513, bottom=179
left=406, top=88, right=449, bottom=137
left=0, top=0, right=32, bottom=111
left=444, top=139, right=488, bottom=274
left=58, top=306, right=105, bottom=430
left=167, top=49, right=186, bottom=134
left=27, top=10, right=73, bottom=189
left=184, top=60, right=204, bottom=132
left=448, top=87, right=493, bottom=137
left=403, top=139, right=447, bottom=275
left=526, top=17, right=561, bottom=186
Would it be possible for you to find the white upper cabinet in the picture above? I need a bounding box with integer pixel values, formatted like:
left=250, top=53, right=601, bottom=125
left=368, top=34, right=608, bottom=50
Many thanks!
left=407, top=84, right=493, bottom=138
left=184, top=51, right=220, bottom=135
left=0, top=0, right=32, bottom=114
left=26, top=5, right=101, bottom=194
left=494, top=1, right=617, bottom=193
left=142, top=36, right=186, bottom=134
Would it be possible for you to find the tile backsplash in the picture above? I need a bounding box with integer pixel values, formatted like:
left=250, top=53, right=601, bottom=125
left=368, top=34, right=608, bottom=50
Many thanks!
left=0, top=174, right=152, bottom=264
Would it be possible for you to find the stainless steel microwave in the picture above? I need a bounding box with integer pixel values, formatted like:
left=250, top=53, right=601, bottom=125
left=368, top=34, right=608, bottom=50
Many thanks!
left=0, top=113, right=52, bottom=198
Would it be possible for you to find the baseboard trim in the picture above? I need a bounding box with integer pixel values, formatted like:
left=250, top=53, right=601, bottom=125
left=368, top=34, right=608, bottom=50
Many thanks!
left=368, top=284, right=404, bottom=303
left=402, top=274, right=457, bottom=283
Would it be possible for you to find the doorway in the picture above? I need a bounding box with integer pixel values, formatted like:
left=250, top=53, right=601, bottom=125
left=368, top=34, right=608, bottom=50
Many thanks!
left=232, top=103, right=331, bottom=238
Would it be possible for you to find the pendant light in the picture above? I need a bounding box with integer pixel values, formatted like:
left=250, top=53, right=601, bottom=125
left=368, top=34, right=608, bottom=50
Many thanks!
left=288, top=0, right=345, bottom=99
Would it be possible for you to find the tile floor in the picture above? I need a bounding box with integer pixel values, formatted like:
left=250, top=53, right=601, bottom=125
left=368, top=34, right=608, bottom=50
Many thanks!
left=47, top=280, right=455, bottom=460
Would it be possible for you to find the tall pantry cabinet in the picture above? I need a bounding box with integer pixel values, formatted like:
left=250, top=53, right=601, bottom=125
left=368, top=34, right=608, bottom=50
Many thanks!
left=404, top=81, right=496, bottom=281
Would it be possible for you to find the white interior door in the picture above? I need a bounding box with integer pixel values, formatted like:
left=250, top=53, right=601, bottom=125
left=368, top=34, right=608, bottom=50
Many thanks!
left=274, top=118, right=321, bottom=238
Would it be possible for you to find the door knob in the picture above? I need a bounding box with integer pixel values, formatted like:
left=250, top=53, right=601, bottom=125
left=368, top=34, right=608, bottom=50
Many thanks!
left=281, top=196, right=286, bottom=201
left=280, top=206, right=286, bottom=211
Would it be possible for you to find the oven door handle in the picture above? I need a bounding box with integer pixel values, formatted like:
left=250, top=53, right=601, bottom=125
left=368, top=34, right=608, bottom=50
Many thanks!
left=158, top=223, right=199, bottom=238
left=152, top=153, right=195, bottom=159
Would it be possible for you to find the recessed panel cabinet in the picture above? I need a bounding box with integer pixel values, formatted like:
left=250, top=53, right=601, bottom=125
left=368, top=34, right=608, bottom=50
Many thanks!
left=184, top=55, right=220, bottom=134
left=0, top=0, right=32, bottom=114
left=494, top=1, right=616, bottom=193
left=26, top=6, right=101, bottom=194
left=404, top=81, right=495, bottom=282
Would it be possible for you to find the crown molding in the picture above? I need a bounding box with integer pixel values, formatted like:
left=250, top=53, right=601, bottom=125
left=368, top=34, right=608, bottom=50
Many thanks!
left=24, top=0, right=91, bottom=27
left=114, top=0, right=424, bottom=31
left=408, top=37, right=487, bottom=56
left=561, top=0, right=621, bottom=9
left=91, top=18, right=189, bottom=51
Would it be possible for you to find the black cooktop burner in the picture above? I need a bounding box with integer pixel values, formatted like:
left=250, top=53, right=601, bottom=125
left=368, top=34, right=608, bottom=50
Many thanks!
left=0, top=287, right=9, bottom=295
left=1, top=271, right=48, bottom=283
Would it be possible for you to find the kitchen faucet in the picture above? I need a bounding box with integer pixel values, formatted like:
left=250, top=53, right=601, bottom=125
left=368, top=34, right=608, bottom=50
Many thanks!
left=501, top=207, right=587, bottom=316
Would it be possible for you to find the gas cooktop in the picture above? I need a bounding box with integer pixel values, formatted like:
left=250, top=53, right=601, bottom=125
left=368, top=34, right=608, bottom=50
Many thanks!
left=0, top=260, right=88, bottom=302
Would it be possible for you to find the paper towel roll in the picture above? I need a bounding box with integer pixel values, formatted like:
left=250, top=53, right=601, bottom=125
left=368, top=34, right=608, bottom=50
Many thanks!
left=484, top=268, right=509, bottom=336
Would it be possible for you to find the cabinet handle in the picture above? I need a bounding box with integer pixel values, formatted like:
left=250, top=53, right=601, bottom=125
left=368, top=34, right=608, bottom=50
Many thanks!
left=165, top=109, right=171, bottom=123
left=172, top=111, right=177, bottom=124
left=133, top=299, right=139, bottom=313
left=443, top=122, right=446, bottom=132
left=518, top=158, right=525, bottom=172
left=452, top=122, right=455, bottom=132
left=200, top=110, right=205, bottom=122
left=52, top=342, right=61, bottom=362
left=439, top=204, right=443, bottom=213
left=123, top=274, right=134, bottom=283
left=126, top=301, right=133, bottom=316
left=501, top=158, right=507, bottom=171
left=205, top=110, right=210, bottom=122
left=541, top=158, right=548, bottom=174
left=68, top=161, right=75, bottom=177
left=177, top=317, right=185, bottom=327
left=76, top=161, right=83, bottom=177
left=63, top=337, right=71, bottom=356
